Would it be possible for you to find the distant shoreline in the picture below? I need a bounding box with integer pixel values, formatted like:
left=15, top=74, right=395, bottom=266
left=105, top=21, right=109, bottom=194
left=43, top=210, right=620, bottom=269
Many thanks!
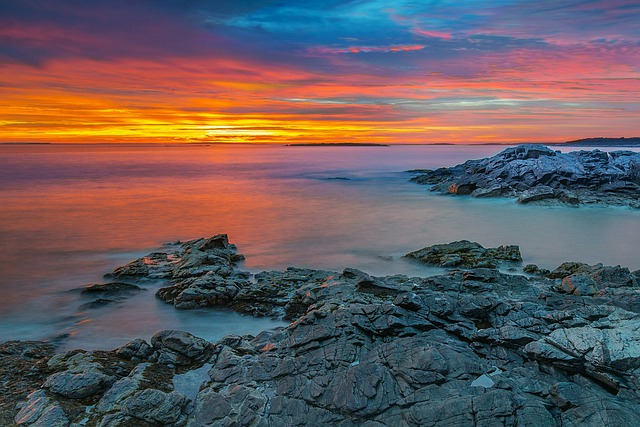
left=0, top=142, right=52, bottom=145
left=554, top=137, right=640, bottom=147
left=286, top=142, right=389, bottom=147
left=2, top=138, right=639, bottom=147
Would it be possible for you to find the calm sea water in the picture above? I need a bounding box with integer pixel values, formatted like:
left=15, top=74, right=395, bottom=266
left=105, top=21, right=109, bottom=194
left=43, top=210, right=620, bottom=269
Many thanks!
left=1, top=143, right=638, bottom=350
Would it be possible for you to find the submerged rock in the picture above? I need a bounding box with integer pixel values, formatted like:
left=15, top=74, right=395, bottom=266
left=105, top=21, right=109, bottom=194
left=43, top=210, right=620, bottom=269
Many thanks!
left=80, top=282, right=143, bottom=308
left=81, top=282, right=142, bottom=295
left=410, top=144, right=640, bottom=207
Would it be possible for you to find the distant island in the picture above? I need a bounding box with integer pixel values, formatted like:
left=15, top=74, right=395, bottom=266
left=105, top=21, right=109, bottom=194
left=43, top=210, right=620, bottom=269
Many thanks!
left=0, top=142, right=52, bottom=145
left=560, top=137, right=640, bottom=147
left=286, top=142, right=389, bottom=147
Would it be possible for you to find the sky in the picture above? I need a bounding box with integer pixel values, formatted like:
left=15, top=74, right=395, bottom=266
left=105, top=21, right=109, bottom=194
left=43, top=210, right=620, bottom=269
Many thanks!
left=0, top=0, right=639, bottom=144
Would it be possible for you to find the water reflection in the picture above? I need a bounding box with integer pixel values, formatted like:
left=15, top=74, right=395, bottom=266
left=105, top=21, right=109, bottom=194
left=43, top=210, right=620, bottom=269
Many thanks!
left=0, top=144, right=638, bottom=348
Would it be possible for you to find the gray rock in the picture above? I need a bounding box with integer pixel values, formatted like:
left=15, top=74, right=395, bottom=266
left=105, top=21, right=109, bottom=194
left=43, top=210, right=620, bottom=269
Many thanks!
left=0, top=341, right=54, bottom=425
left=471, top=184, right=505, bottom=198
left=405, top=240, right=522, bottom=269
left=14, top=390, right=69, bottom=427
left=44, top=370, right=115, bottom=399
left=81, top=282, right=142, bottom=295
left=123, top=389, right=189, bottom=424
left=550, top=263, right=639, bottom=296
left=116, top=338, right=154, bottom=360
left=518, top=185, right=556, bottom=204
left=410, top=144, right=640, bottom=207
left=523, top=264, right=550, bottom=276
left=13, top=235, right=640, bottom=426
left=151, top=330, right=214, bottom=362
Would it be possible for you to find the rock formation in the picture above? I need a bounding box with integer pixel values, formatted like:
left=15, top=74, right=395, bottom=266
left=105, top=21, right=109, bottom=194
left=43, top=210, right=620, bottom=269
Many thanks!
left=410, top=144, right=640, bottom=207
left=405, top=240, right=522, bottom=269
left=4, top=236, right=640, bottom=426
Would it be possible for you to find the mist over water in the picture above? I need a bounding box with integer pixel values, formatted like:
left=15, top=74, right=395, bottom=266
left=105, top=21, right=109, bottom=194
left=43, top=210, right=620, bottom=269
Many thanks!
left=1, top=144, right=638, bottom=350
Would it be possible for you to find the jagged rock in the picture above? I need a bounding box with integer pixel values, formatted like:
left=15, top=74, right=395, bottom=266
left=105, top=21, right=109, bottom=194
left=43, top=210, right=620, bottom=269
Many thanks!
left=410, top=144, right=640, bottom=207
left=405, top=240, right=522, bottom=269
left=549, top=263, right=639, bottom=296
left=116, top=339, right=154, bottom=361
left=524, top=264, right=550, bottom=275
left=548, top=262, right=594, bottom=279
left=471, top=184, right=505, bottom=198
left=14, top=390, right=69, bottom=427
left=151, top=330, right=214, bottom=363
left=108, top=252, right=175, bottom=279
left=139, top=235, right=254, bottom=310
left=518, top=185, right=556, bottom=204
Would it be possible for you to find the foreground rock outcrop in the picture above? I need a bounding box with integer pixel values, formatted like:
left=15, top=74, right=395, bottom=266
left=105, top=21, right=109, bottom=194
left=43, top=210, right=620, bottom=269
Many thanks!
left=410, top=144, right=640, bottom=207
left=4, top=235, right=640, bottom=426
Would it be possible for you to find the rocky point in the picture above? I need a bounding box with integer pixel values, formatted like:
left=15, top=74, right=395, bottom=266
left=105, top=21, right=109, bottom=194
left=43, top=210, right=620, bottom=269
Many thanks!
left=410, top=144, right=640, bottom=207
left=3, top=235, right=640, bottom=426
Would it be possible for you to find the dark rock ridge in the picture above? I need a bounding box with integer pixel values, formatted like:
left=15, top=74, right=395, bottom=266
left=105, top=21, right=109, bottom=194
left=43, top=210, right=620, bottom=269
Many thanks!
left=5, top=236, right=640, bottom=426
left=410, top=144, right=640, bottom=207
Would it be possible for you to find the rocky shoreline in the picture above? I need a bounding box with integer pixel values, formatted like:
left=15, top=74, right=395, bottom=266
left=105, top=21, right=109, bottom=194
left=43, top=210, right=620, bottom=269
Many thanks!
left=3, top=235, right=640, bottom=426
left=410, top=145, right=640, bottom=207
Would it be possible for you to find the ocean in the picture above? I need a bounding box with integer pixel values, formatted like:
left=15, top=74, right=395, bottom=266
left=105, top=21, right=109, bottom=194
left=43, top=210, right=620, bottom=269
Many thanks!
left=1, top=143, right=638, bottom=351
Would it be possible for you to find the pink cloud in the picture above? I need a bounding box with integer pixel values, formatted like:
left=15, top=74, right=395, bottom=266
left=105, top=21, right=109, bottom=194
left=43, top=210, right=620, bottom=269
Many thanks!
left=309, top=44, right=425, bottom=55
left=413, top=29, right=452, bottom=40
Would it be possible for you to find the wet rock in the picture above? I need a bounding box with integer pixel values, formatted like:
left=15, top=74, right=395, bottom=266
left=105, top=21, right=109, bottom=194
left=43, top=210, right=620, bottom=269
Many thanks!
left=524, top=264, right=551, bottom=276
left=518, top=185, right=556, bottom=204
left=44, top=370, right=115, bottom=399
left=232, top=267, right=341, bottom=319
left=405, top=240, right=522, bottom=269
left=81, top=282, right=142, bottom=295
left=116, top=338, right=154, bottom=361
left=410, top=144, right=640, bottom=207
left=108, top=251, right=175, bottom=279
left=143, top=235, right=253, bottom=310
left=471, top=184, right=505, bottom=198
left=151, top=330, right=214, bottom=363
left=13, top=236, right=640, bottom=426
left=80, top=282, right=144, bottom=307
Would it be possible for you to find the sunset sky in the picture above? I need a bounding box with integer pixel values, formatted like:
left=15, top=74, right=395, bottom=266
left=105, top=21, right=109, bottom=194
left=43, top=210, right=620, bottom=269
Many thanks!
left=1, top=0, right=639, bottom=144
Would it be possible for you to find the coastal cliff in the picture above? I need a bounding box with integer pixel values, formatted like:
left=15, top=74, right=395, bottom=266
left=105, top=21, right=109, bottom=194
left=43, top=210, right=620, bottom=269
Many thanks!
left=4, top=235, right=640, bottom=426
left=410, top=145, right=640, bottom=207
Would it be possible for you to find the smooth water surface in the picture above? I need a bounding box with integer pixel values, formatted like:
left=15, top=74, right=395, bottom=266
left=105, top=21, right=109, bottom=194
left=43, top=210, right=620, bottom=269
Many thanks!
left=1, top=143, right=638, bottom=350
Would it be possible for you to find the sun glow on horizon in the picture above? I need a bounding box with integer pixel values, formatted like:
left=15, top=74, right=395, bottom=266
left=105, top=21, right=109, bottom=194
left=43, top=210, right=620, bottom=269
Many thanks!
left=1, top=1, right=639, bottom=144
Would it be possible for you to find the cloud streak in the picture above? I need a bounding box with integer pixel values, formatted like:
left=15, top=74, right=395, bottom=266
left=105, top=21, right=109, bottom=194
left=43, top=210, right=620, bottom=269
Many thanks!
left=0, top=0, right=638, bottom=143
